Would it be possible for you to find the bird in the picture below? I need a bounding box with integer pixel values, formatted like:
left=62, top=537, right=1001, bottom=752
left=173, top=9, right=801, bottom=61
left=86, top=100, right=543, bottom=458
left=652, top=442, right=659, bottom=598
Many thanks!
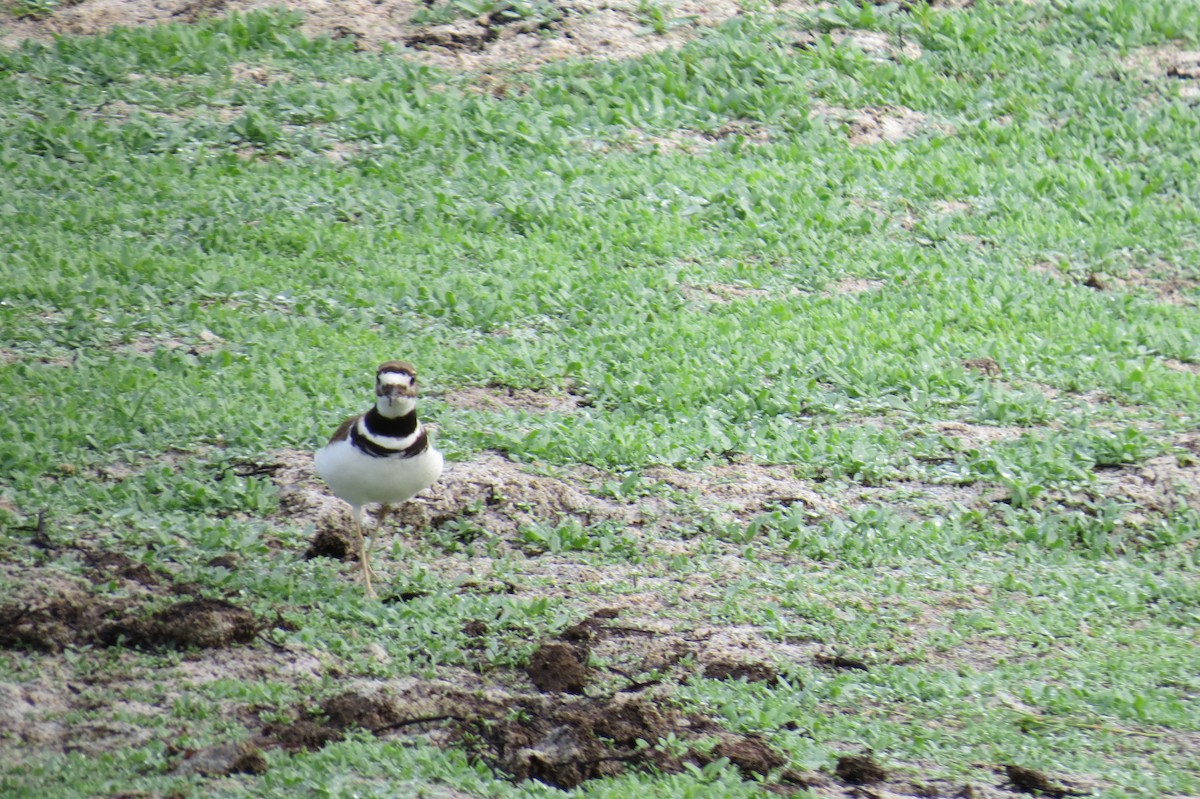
left=315, top=361, right=444, bottom=598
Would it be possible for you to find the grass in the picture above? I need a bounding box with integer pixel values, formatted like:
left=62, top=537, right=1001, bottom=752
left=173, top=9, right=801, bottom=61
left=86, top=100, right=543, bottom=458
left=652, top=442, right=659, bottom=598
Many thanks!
left=1, top=0, right=1198, bottom=796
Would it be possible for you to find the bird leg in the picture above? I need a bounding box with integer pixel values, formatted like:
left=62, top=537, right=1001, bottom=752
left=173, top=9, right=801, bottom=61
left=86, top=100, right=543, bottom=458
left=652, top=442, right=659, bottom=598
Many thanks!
left=369, top=503, right=393, bottom=570
left=373, top=503, right=392, bottom=553
left=351, top=505, right=377, bottom=599
left=361, top=504, right=394, bottom=594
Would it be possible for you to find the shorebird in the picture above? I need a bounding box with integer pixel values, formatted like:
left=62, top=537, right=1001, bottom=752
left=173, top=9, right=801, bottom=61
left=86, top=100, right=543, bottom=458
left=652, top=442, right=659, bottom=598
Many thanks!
left=315, top=361, right=443, bottom=598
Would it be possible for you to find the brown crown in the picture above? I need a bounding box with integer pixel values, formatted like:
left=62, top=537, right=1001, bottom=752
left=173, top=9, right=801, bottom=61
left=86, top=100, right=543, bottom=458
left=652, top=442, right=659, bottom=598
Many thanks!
left=376, top=360, right=416, bottom=377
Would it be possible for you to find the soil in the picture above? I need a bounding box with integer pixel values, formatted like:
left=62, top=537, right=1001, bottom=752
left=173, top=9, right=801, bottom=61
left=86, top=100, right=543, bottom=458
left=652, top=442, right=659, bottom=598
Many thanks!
left=835, top=753, right=888, bottom=785
left=525, top=641, right=590, bottom=693
left=5, top=426, right=1175, bottom=785
left=229, top=610, right=992, bottom=793
left=0, top=553, right=265, bottom=653
left=0, top=534, right=1064, bottom=797
left=5, top=429, right=1185, bottom=794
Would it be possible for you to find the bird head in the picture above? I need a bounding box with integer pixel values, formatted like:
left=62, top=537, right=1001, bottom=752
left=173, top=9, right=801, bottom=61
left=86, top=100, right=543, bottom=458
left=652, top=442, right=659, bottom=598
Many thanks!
left=374, top=361, right=418, bottom=417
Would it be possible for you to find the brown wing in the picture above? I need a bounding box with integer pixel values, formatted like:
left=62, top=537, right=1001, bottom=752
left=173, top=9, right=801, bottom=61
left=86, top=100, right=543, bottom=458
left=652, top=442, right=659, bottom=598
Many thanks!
left=327, top=413, right=361, bottom=444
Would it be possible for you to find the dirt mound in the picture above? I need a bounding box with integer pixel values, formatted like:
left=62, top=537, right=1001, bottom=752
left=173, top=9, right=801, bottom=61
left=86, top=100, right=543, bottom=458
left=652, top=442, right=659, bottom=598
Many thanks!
left=0, top=594, right=264, bottom=652
left=835, top=752, right=888, bottom=784
left=0, top=549, right=264, bottom=653
left=170, top=740, right=269, bottom=776
left=265, top=679, right=774, bottom=790
left=0, top=596, right=122, bottom=653
left=102, top=598, right=263, bottom=649
left=811, top=102, right=939, bottom=146
left=242, top=610, right=1044, bottom=795
left=526, top=641, right=590, bottom=694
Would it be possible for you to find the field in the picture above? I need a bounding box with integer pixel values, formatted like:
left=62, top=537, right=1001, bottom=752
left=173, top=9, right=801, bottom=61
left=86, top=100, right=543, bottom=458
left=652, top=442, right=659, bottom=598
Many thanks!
left=1, top=0, right=1198, bottom=796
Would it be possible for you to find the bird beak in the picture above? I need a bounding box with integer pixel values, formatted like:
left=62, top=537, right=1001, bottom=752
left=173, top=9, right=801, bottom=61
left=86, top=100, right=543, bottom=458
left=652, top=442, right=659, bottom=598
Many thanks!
left=378, top=381, right=416, bottom=400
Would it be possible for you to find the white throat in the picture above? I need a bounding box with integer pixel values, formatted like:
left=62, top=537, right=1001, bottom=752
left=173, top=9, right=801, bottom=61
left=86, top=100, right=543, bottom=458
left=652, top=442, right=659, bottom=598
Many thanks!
left=377, top=395, right=416, bottom=418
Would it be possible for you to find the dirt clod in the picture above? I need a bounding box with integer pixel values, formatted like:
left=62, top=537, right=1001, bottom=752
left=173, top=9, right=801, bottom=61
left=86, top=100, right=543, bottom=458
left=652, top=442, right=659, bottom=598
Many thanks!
left=1004, top=764, right=1088, bottom=797
left=962, top=357, right=1002, bottom=377
left=263, top=719, right=344, bottom=752
left=84, top=551, right=160, bottom=587
left=304, top=528, right=354, bottom=560
left=559, top=612, right=612, bottom=645
left=321, top=690, right=405, bottom=731
left=470, top=694, right=692, bottom=788
left=102, top=598, right=262, bottom=649
left=462, top=620, right=489, bottom=637
left=706, top=734, right=785, bottom=777
left=0, top=598, right=120, bottom=652
left=527, top=642, right=589, bottom=694
left=702, top=658, right=778, bottom=683
left=206, top=554, right=240, bottom=570
left=170, top=741, right=268, bottom=776
left=836, top=753, right=888, bottom=784
left=404, top=21, right=495, bottom=52
left=815, top=653, right=870, bottom=671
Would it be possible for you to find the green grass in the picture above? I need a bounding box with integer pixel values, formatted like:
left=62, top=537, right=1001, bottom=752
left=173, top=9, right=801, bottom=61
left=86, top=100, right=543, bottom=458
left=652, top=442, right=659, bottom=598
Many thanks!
left=1, top=0, right=1199, bottom=796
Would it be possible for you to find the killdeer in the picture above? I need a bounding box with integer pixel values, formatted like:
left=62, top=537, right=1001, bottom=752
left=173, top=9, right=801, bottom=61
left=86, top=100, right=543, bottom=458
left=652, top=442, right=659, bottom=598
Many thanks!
left=315, top=361, right=444, bottom=598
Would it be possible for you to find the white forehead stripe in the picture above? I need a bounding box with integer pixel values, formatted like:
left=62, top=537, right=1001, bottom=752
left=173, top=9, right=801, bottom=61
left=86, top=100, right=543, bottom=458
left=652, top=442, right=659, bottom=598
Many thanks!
left=379, top=372, right=413, bottom=386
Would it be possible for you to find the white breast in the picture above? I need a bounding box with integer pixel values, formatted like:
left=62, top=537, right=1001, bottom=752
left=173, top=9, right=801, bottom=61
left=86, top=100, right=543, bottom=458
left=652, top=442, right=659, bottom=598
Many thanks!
left=315, top=439, right=444, bottom=509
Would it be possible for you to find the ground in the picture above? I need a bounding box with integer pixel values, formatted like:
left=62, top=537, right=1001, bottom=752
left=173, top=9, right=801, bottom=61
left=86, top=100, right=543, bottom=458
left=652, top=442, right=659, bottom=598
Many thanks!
left=1, top=1, right=1199, bottom=797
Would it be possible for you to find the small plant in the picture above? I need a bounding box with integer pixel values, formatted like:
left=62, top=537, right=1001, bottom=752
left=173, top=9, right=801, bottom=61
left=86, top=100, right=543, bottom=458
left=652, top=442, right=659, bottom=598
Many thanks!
left=8, top=0, right=59, bottom=19
left=410, top=0, right=561, bottom=27
left=633, top=0, right=695, bottom=36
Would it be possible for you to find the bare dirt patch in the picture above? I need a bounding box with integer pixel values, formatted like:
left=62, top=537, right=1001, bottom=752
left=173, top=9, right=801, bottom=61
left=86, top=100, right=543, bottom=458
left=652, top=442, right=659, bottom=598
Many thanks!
left=0, top=0, right=749, bottom=70
left=789, top=27, right=923, bottom=62
left=1123, top=44, right=1200, bottom=99
left=812, top=101, right=934, bottom=146
left=618, top=118, right=773, bottom=153
left=933, top=199, right=973, bottom=215
left=0, top=549, right=311, bottom=762
left=1163, top=358, right=1200, bottom=375
left=823, top=276, right=885, bottom=296
left=407, top=0, right=747, bottom=72
left=1089, top=432, right=1200, bottom=518
left=122, top=328, right=224, bottom=357
left=644, top=460, right=836, bottom=520
left=1082, top=260, right=1199, bottom=307
left=442, top=385, right=584, bottom=413
left=680, top=282, right=781, bottom=303
left=681, top=278, right=883, bottom=305
left=934, top=420, right=1027, bottom=448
